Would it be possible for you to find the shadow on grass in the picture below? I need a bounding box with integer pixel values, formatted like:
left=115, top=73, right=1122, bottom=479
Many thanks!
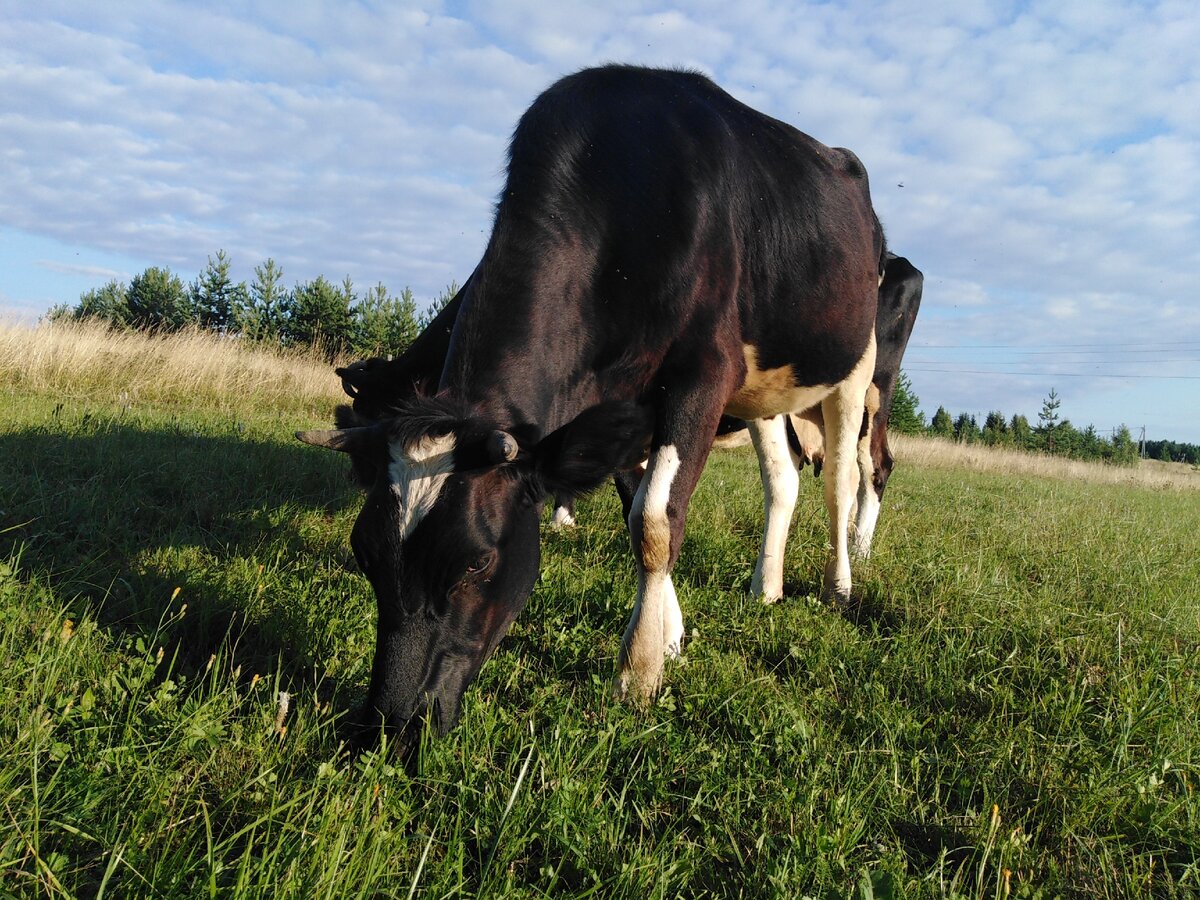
left=836, top=580, right=908, bottom=637
left=0, top=418, right=364, bottom=700
left=773, top=575, right=906, bottom=638
left=891, top=819, right=976, bottom=871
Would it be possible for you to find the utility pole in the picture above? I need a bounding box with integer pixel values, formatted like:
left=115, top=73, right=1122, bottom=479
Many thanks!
left=1139, top=426, right=1146, bottom=459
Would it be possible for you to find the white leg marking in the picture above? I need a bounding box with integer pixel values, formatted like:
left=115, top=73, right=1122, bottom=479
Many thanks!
left=852, top=488, right=881, bottom=559
left=663, top=575, right=683, bottom=658
left=852, top=412, right=878, bottom=559
left=820, top=334, right=876, bottom=603
left=550, top=505, right=576, bottom=530
left=748, top=416, right=800, bottom=603
left=617, top=445, right=681, bottom=700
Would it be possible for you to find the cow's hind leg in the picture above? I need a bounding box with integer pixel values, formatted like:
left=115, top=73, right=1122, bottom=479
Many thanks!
left=749, top=415, right=800, bottom=603
left=550, top=495, right=577, bottom=529
left=821, top=334, right=876, bottom=603
left=851, top=386, right=882, bottom=558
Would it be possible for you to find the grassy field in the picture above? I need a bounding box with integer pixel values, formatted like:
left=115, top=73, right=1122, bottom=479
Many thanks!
left=2, top=322, right=1198, bottom=897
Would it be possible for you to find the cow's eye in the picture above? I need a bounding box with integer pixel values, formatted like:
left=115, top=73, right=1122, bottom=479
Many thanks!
left=465, top=551, right=494, bottom=576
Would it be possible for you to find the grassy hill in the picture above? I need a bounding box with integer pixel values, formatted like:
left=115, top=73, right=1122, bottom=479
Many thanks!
left=2, top=322, right=1198, bottom=897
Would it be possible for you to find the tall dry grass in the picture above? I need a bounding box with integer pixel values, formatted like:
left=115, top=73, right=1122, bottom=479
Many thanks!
left=4, top=319, right=1196, bottom=490
left=893, top=432, right=1200, bottom=491
left=0, top=319, right=346, bottom=416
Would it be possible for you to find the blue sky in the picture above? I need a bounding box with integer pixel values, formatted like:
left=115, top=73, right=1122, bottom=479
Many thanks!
left=2, top=1, right=1198, bottom=441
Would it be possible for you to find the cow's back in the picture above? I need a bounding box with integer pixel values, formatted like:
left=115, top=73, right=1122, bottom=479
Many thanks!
left=444, top=64, right=882, bottom=427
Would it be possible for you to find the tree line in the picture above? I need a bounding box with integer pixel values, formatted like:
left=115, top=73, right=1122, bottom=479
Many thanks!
left=888, top=380, right=1200, bottom=467
left=49, top=256, right=1195, bottom=468
left=48, top=250, right=456, bottom=361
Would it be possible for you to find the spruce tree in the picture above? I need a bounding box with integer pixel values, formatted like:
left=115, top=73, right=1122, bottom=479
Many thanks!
left=240, top=259, right=285, bottom=342
left=887, top=371, right=924, bottom=434
left=127, top=267, right=192, bottom=331
left=929, top=406, right=954, bottom=438
left=192, top=250, right=247, bottom=333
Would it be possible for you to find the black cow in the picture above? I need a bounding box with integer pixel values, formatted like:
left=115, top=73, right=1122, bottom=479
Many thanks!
left=335, top=287, right=464, bottom=422
left=334, top=280, right=578, bottom=522
left=297, top=65, right=885, bottom=750
left=742, top=252, right=922, bottom=600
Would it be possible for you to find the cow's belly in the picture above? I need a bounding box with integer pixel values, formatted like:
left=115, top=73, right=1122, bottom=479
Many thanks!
left=724, top=338, right=879, bottom=420
left=723, top=345, right=834, bottom=419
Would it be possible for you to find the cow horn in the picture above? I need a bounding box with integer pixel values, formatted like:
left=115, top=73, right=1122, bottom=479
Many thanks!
left=486, top=430, right=520, bottom=463
left=295, top=427, right=373, bottom=453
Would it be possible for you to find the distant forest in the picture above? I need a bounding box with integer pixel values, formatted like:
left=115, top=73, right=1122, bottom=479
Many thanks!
left=48, top=250, right=456, bottom=363
left=51, top=251, right=1198, bottom=468
left=889, top=383, right=1198, bottom=466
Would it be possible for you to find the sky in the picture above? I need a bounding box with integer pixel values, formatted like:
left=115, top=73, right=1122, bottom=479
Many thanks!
left=2, top=1, right=1199, bottom=442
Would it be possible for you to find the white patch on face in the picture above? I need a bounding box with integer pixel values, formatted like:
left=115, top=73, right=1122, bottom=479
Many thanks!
left=386, top=432, right=457, bottom=540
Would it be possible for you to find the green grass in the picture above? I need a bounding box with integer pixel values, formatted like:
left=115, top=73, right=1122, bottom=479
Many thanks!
left=1, top=383, right=1198, bottom=898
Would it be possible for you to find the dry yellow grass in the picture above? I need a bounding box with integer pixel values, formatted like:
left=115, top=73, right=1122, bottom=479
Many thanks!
left=4, top=319, right=1196, bottom=490
left=0, top=318, right=346, bottom=416
left=893, top=432, right=1200, bottom=490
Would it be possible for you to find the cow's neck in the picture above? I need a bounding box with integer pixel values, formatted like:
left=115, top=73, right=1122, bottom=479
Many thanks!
left=440, top=235, right=606, bottom=434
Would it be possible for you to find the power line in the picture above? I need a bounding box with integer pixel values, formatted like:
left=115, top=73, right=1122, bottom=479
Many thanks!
left=912, top=349, right=1200, bottom=357
left=905, top=367, right=1200, bottom=380
left=910, top=340, right=1200, bottom=350
left=908, top=357, right=1200, bottom=365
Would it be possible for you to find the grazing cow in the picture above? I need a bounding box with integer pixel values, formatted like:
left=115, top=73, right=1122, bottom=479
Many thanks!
left=335, top=280, right=576, bottom=522
left=718, top=252, right=923, bottom=601
left=746, top=252, right=922, bottom=600
left=297, top=65, right=884, bottom=750
left=335, top=287, right=464, bottom=421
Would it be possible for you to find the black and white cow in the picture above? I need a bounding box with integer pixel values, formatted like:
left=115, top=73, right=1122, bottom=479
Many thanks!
left=334, top=281, right=581, bottom=523
left=725, top=252, right=923, bottom=600
left=297, top=65, right=885, bottom=750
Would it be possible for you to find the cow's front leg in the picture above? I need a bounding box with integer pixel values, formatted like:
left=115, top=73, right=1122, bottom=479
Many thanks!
left=616, top=444, right=689, bottom=701
left=748, top=415, right=800, bottom=603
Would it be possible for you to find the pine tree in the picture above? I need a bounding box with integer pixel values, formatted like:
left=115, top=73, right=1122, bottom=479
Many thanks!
left=888, top=370, right=924, bottom=434
left=1037, top=388, right=1062, bottom=453
left=417, top=281, right=460, bottom=330
left=239, top=259, right=285, bottom=342
left=73, top=279, right=130, bottom=326
left=192, top=250, right=247, bottom=333
left=929, top=406, right=954, bottom=438
left=283, top=275, right=353, bottom=357
left=127, top=267, right=192, bottom=331
left=1109, top=425, right=1138, bottom=467
left=353, top=283, right=420, bottom=357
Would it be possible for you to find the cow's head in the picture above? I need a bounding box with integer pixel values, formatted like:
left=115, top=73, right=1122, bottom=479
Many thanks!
left=297, top=398, right=653, bottom=753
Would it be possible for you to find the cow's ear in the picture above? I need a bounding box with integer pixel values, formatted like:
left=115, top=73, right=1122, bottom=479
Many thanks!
left=532, top=401, right=654, bottom=499
left=335, top=358, right=388, bottom=399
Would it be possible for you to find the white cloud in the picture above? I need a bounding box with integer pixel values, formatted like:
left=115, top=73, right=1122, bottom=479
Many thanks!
left=36, top=260, right=124, bottom=280
left=1, top=0, right=1198, bottom=438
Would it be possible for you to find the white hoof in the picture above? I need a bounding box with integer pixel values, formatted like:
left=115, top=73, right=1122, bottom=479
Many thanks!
left=550, top=506, right=576, bottom=530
